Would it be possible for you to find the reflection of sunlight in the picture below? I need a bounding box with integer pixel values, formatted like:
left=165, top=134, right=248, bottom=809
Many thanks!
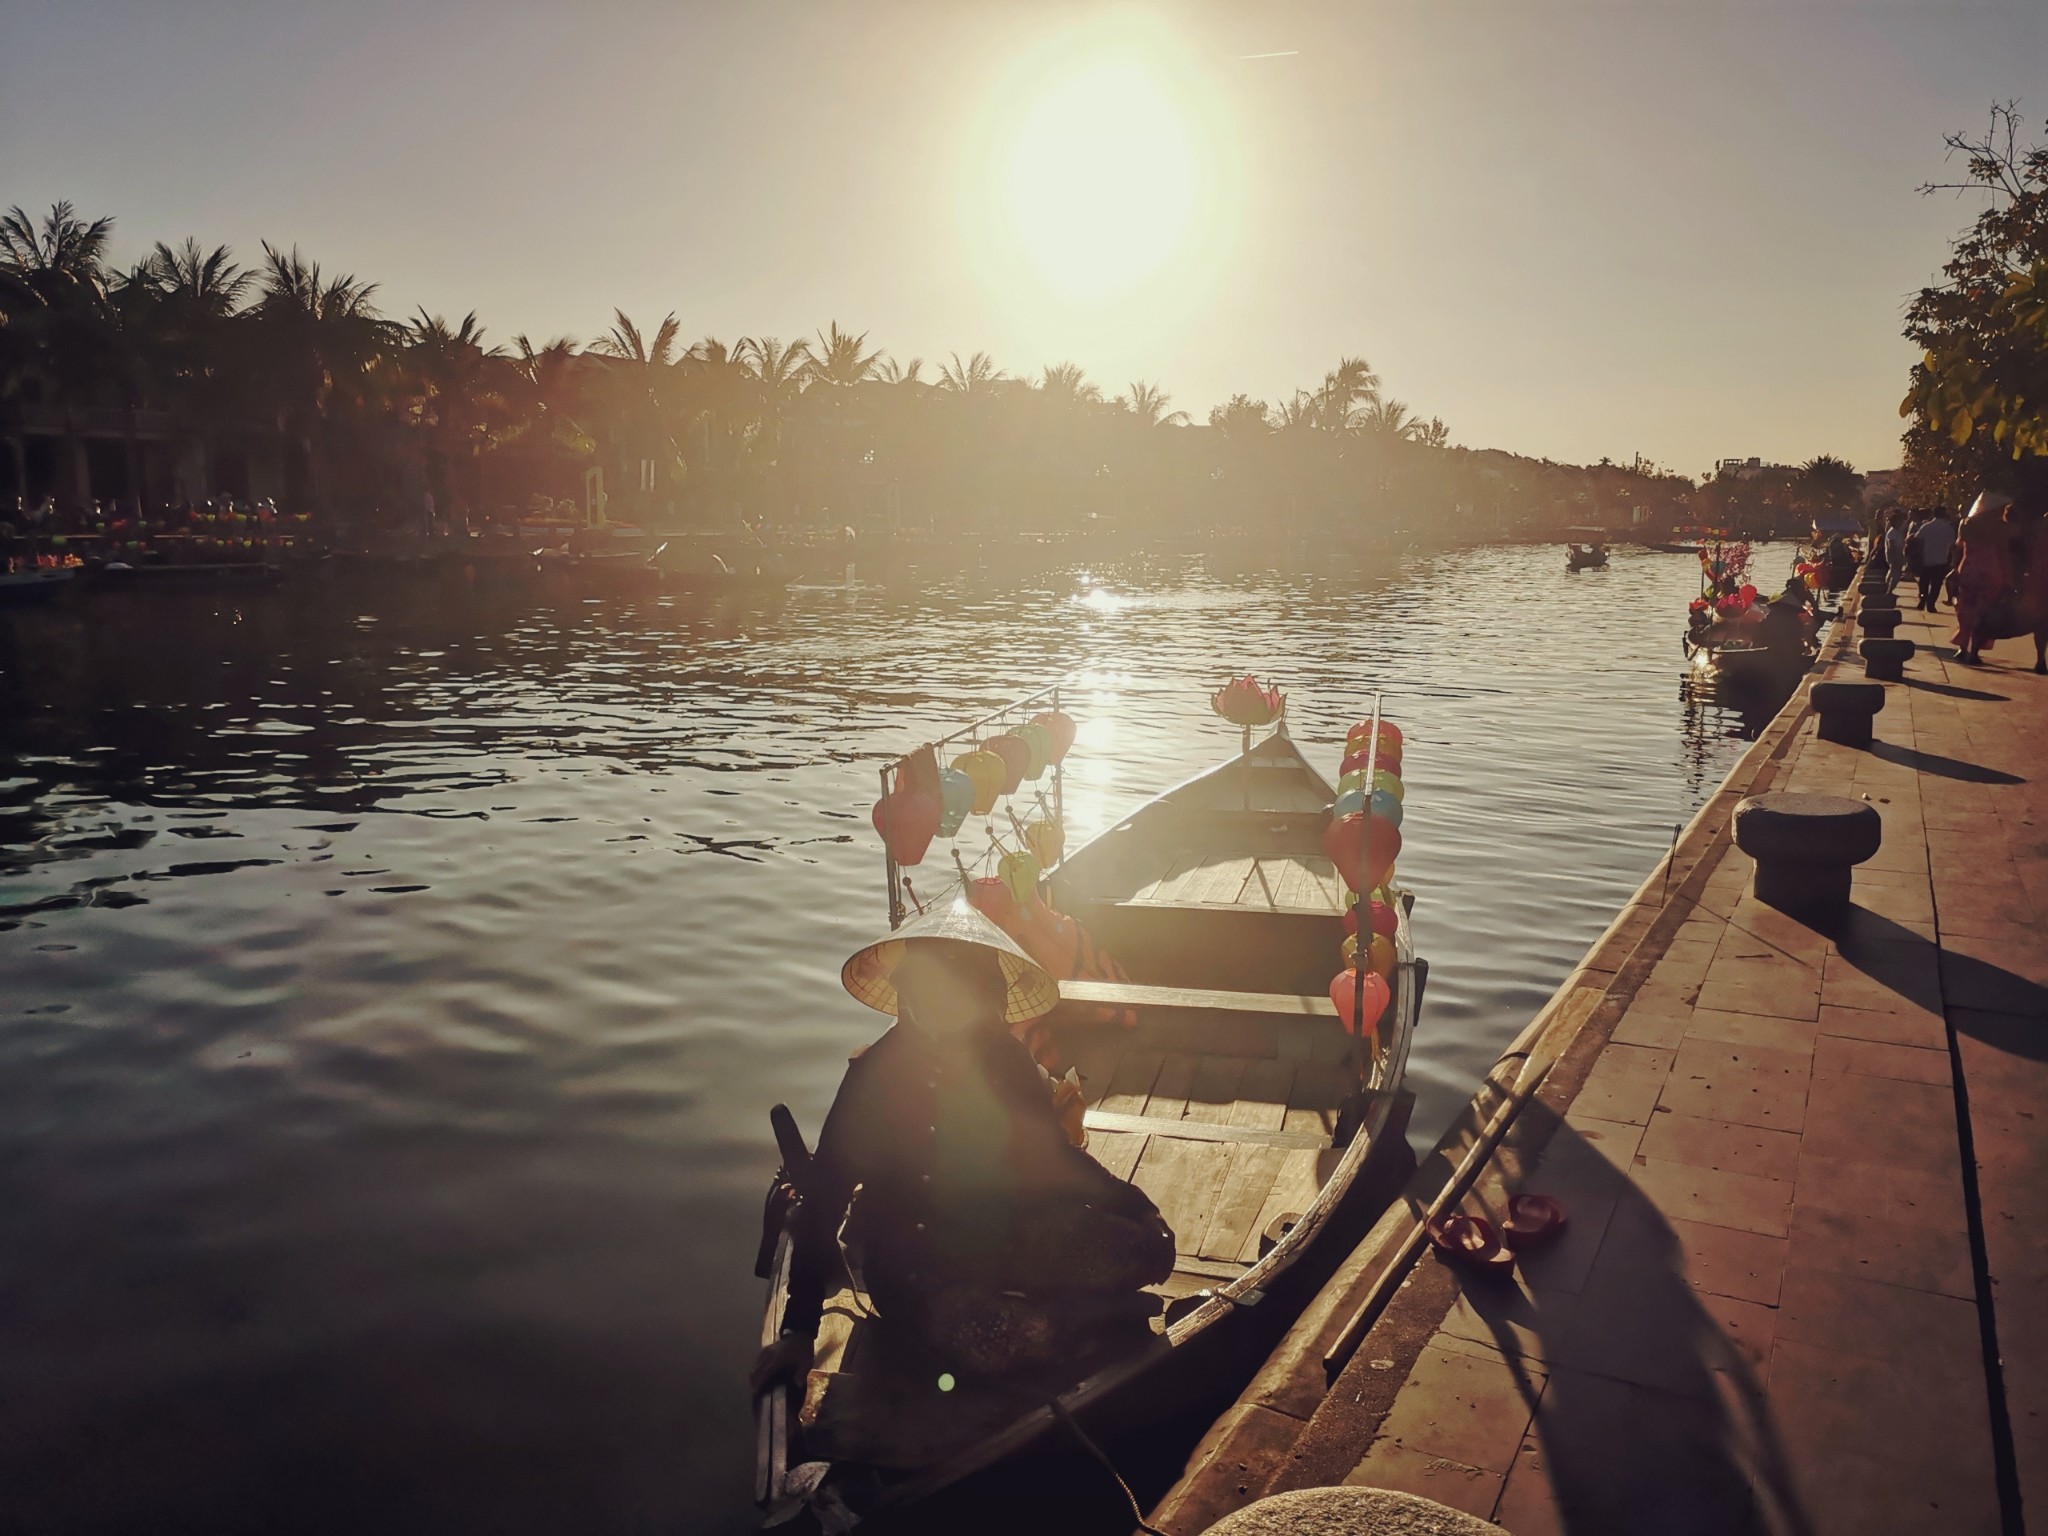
left=1074, top=586, right=1129, bottom=614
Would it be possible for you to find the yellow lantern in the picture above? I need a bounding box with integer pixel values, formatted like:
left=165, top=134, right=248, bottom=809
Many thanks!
left=952, top=750, right=1005, bottom=814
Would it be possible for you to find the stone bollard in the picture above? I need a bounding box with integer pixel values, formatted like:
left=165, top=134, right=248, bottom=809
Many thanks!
left=1859, top=607, right=1902, bottom=639
left=1861, top=637, right=1915, bottom=681
left=1734, top=792, right=1883, bottom=919
left=1812, top=679, right=1885, bottom=746
left=1208, top=1487, right=1502, bottom=1536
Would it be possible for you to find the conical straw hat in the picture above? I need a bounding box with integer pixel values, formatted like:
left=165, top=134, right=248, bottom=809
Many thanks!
left=841, top=895, right=1061, bottom=1025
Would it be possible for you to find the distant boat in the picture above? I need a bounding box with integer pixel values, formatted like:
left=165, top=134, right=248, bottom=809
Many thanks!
left=0, top=566, right=77, bottom=606
left=1564, top=528, right=1609, bottom=570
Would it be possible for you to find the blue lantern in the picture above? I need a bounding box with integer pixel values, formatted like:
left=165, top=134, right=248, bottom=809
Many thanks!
left=938, top=769, right=975, bottom=837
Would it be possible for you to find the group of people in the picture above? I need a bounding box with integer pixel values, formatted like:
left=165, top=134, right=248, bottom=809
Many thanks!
left=1881, top=507, right=1960, bottom=613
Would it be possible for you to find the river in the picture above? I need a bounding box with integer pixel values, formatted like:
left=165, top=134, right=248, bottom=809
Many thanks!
left=0, top=540, right=1790, bottom=1533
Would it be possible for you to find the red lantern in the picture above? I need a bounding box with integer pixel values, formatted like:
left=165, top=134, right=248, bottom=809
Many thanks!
left=1341, top=745, right=1402, bottom=778
left=1324, top=812, right=1402, bottom=895
left=896, top=744, right=942, bottom=802
left=965, top=875, right=1019, bottom=930
left=1329, top=967, right=1391, bottom=1036
left=871, top=789, right=940, bottom=866
left=1345, top=898, right=1400, bottom=938
left=985, top=735, right=1031, bottom=794
left=1030, top=709, right=1078, bottom=763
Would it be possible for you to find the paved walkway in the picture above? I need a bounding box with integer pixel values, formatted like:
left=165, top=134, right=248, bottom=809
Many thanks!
left=1277, top=597, right=2048, bottom=1534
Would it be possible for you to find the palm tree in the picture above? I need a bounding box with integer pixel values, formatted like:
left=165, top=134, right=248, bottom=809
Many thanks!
left=1038, top=361, right=1102, bottom=407
left=1120, top=380, right=1188, bottom=428
left=1358, top=397, right=1419, bottom=440
left=125, top=239, right=253, bottom=501
left=877, top=356, right=925, bottom=385
left=808, top=322, right=882, bottom=387
left=1315, top=355, right=1381, bottom=433
left=936, top=350, right=1006, bottom=394
left=592, top=310, right=681, bottom=368
left=248, top=242, right=397, bottom=514
left=405, top=309, right=510, bottom=516
left=1208, top=394, right=1271, bottom=438
left=0, top=202, right=118, bottom=506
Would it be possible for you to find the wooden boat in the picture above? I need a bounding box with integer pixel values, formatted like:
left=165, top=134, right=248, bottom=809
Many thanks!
left=1685, top=634, right=1806, bottom=684
left=755, top=723, right=1424, bottom=1533
left=84, top=560, right=282, bottom=591
left=1565, top=544, right=1609, bottom=571
left=0, top=566, right=77, bottom=606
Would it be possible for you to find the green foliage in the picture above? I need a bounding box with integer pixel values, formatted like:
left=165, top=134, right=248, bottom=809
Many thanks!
left=1901, top=103, right=2048, bottom=499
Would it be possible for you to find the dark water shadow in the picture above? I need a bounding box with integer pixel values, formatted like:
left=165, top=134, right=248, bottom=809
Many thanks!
left=1459, top=1104, right=1810, bottom=1534
left=1864, top=741, right=2025, bottom=785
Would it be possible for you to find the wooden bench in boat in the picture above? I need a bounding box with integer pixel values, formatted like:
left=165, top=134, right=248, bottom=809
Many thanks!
left=1123, top=849, right=1346, bottom=916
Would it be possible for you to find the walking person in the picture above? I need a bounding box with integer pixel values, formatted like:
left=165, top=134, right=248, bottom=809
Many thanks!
left=1914, top=507, right=1957, bottom=611
left=1952, top=493, right=2015, bottom=665
left=1883, top=511, right=1908, bottom=589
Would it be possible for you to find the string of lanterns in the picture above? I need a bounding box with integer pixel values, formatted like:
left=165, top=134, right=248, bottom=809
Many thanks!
left=1325, top=715, right=1405, bottom=1043
left=870, top=707, right=1077, bottom=877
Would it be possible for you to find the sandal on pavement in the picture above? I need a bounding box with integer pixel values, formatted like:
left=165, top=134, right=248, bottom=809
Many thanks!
left=1426, top=1213, right=1517, bottom=1271
left=1502, top=1193, right=1569, bottom=1251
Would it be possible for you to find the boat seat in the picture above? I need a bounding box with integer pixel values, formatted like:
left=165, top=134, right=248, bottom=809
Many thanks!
left=1058, top=978, right=1337, bottom=1019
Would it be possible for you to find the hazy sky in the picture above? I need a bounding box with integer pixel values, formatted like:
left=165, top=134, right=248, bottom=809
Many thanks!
left=3, top=0, right=2041, bottom=476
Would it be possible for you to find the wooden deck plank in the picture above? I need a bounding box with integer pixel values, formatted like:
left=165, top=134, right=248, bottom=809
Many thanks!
left=1144, top=1052, right=1201, bottom=1120
left=1199, top=1142, right=1289, bottom=1262
left=1228, top=1058, right=1297, bottom=1132
left=1064, top=1031, right=1129, bottom=1105
left=1081, top=1110, right=1329, bottom=1151
left=1094, top=1050, right=1164, bottom=1116
left=1283, top=1058, right=1354, bottom=1139
left=1184, top=1054, right=1248, bottom=1124
left=1237, top=1148, right=1325, bottom=1263
left=1088, top=1128, right=1148, bottom=1183
left=1131, top=1136, right=1236, bottom=1259
left=1180, top=854, right=1256, bottom=907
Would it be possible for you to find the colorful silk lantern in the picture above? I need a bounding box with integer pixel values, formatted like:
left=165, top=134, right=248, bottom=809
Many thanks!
left=1368, top=933, right=1396, bottom=979
left=871, top=788, right=940, bottom=867
left=937, top=769, right=975, bottom=836
left=1370, top=788, right=1404, bottom=828
left=1030, top=710, right=1078, bottom=763
left=1333, top=788, right=1365, bottom=819
left=1337, top=770, right=1368, bottom=796
left=1023, top=815, right=1063, bottom=869
left=985, top=735, right=1030, bottom=794
left=1210, top=675, right=1285, bottom=727
left=1372, top=769, right=1404, bottom=802
left=897, top=743, right=943, bottom=802
left=1324, top=812, right=1402, bottom=895
left=952, top=750, right=1005, bottom=813
left=966, top=875, right=1019, bottom=930
left=998, top=848, right=1042, bottom=906
left=1329, top=967, right=1391, bottom=1037
left=1014, top=723, right=1052, bottom=780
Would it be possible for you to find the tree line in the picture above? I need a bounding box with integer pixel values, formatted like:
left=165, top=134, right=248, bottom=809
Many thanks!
left=1, top=199, right=1859, bottom=540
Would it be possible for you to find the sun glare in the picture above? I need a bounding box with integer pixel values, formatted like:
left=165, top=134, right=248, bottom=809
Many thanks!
left=1005, top=60, right=1196, bottom=302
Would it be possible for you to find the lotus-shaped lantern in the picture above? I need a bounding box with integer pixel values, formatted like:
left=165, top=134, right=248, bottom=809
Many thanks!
left=1210, top=675, right=1285, bottom=727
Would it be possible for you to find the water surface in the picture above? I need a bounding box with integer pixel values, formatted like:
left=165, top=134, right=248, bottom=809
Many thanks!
left=0, top=542, right=1782, bottom=1533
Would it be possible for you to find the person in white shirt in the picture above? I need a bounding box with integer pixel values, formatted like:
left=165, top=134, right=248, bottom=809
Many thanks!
left=1914, top=509, right=1958, bottom=611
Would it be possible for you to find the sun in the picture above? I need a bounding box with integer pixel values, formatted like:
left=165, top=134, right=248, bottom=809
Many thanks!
left=1004, top=59, right=1197, bottom=303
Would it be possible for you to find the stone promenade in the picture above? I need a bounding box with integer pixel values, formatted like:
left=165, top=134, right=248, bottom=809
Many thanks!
left=1166, top=590, right=2048, bottom=1535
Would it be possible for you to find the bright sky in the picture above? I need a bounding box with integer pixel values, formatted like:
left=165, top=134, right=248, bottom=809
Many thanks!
left=3, top=0, right=2041, bottom=477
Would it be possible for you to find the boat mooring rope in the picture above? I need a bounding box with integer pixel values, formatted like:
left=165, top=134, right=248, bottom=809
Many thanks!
left=1049, top=1398, right=1168, bottom=1536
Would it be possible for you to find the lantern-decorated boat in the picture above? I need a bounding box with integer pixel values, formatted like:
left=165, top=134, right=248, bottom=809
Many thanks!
left=753, top=680, right=1426, bottom=1533
left=1682, top=533, right=1812, bottom=682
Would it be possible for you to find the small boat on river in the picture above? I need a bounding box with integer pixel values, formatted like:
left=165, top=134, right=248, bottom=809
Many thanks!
left=753, top=690, right=1423, bottom=1533
left=0, top=565, right=78, bottom=606
left=84, top=560, right=283, bottom=592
